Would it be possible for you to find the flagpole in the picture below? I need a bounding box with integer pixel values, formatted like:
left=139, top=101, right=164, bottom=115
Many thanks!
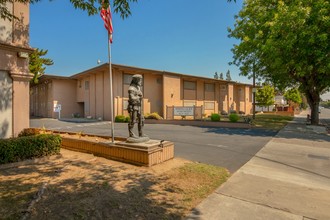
left=108, top=33, right=115, bottom=143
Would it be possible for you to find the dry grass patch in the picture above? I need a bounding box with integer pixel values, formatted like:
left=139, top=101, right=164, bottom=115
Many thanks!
left=166, top=163, right=229, bottom=208
left=0, top=149, right=229, bottom=220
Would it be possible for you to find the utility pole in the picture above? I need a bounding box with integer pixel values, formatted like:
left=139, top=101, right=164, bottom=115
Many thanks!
left=252, top=64, right=256, bottom=119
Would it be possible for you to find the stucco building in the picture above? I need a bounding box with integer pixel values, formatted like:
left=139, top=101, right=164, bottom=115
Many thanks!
left=30, top=63, right=253, bottom=120
left=0, top=2, right=33, bottom=138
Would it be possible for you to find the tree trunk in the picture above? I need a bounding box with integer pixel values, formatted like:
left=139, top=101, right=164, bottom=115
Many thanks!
left=304, top=89, right=320, bottom=125
left=310, top=102, right=319, bottom=125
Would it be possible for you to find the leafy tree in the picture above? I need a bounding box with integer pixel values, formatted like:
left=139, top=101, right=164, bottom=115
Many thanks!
left=284, top=88, right=302, bottom=106
left=228, top=0, right=330, bottom=125
left=219, top=72, right=224, bottom=80
left=256, top=84, right=275, bottom=108
left=225, top=70, right=232, bottom=81
left=1, top=0, right=137, bottom=21
left=29, top=48, right=54, bottom=83
left=214, top=72, right=219, bottom=79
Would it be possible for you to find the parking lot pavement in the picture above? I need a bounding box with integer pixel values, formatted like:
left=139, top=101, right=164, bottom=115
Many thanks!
left=30, top=118, right=276, bottom=173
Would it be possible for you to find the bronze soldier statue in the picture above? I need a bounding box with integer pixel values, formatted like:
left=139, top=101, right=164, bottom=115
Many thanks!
left=127, top=74, right=148, bottom=140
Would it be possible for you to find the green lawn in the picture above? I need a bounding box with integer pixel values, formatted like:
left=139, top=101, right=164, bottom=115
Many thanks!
left=252, top=114, right=294, bottom=130
left=204, top=113, right=293, bottom=130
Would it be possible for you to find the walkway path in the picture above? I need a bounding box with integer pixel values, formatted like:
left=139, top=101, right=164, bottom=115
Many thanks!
left=187, top=111, right=330, bottom=220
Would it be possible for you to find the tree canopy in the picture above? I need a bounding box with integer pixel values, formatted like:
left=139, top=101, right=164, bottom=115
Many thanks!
left=29, top=48, right=54, bottom=83
left=219, top=72, right=224, bottom=80
left=228, top=0, right=330, bottom=124
left=256, top=84, right=275, bottom=108
left=214, top=72, right=219, bottom=79
left=225, top=70, right=232, bottom=81
left=284, top=88, right=302, bottom=105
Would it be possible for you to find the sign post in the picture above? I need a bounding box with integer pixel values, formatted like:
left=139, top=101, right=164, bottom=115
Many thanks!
left=53, top=104, right=62, bottom=119
left=173, top=107, right=194, bottom=116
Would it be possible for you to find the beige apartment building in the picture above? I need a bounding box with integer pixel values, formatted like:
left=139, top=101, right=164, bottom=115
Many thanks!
left=30, top=63, right=253, bottom=120
left=0, top=2, right=33, bottom=138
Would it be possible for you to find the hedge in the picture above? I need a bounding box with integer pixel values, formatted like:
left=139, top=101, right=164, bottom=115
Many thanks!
left=210, top=113, right=221, bottom=122
left=144, top=112, right=163, bottom=120
left=229, top=113, right=240, bottom=122
left=0, top=134, right=61, bottom=164
left=115, top=115, right=130, bottom=122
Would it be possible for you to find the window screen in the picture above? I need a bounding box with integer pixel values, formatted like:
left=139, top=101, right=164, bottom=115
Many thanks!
left=205, top=83, right=215, bottom=92
left=184, top=81, right=196, bottom=90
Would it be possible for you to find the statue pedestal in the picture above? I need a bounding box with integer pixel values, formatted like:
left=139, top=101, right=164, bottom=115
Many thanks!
left=116, top=139, right=174, bottom=166
left=126, top=136, right=150, bottom=143
left=60, top=134, right=174, bottom=167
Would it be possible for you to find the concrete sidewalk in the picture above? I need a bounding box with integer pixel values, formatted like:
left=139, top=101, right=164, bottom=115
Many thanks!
left=187, top=112, right=330, bottom=220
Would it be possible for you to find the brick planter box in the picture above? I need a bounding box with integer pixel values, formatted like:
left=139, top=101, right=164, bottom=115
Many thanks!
left=61, top=136, right=174, bottom=167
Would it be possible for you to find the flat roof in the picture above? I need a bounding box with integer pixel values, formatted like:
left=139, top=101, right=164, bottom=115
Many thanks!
left=70, top=63, right=253, bottom=87
left=39, top=74, right=71, bottom=80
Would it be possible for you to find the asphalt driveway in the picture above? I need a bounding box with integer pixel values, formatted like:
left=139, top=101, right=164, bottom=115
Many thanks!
left=30, top=118, right=277, bottom=173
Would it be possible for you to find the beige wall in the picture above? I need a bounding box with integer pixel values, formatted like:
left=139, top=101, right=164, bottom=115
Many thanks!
left=0, top=2, right=32, bottom=137
left=75, top=68, right=164, bottom=120
left=219, top=84, right=228, bottom=113
left=228, top=84, right=234, bottom=112
left=52, top=79, right=83, bottom=119
left=143, top=72, right=163, bottom=115
left=31, top=78, right=83, bottom=119
left=163, top=74, right=182, bottom=117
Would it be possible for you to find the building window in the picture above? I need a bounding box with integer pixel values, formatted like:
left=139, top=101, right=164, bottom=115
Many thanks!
left=184, top=81, right=196, bottom=90
left=123, top=74, right=133, bottom=85
left=205, top=83, right=215, bottom=100
left=183, top=80, right=196, bottom=100
left=205, top=83, right=215, bottom=92
left=85, top=81, right=89, bottom=90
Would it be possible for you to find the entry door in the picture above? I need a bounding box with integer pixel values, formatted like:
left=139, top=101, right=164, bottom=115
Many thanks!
left=0, top=71, right=13, bottom=138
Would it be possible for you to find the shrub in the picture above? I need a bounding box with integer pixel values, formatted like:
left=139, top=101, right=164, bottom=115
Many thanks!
left=18, top=128, right=40, bottom=137
left=115, top=115, right=127, bottom=122
left=210, top=113, right=221, bottom=121
left=144, top=112, right=163, bottom=120
left=229, top=113, right=240, bottom=122
left=0, top=134, right=61, bottom=164
left=125, top=116, right=130, bottom=122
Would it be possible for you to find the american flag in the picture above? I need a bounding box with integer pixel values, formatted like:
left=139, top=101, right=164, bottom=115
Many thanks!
left=100, top=6, right=113, bottom=43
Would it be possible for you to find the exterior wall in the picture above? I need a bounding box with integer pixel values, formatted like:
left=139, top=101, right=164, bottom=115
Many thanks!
left=30, top=78, right=83, bottom=119
left=143, top=73, right=163, bottom=116
left=219, top=84, right=228, bottom=113
left=0, top=2, right=32, bottom=137
left=163, top=74, right=182, bottom=118
left=31, top=65, right=254, bottom=121
left=228, top=84, right=234, bottom=112
left=245, top=86, right=252, bottom=114
left=233, top=85, right=245, bottom=113
left=52, top=79, right=83, bottom=119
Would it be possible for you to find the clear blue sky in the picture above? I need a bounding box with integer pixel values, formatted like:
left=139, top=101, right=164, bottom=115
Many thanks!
left=30, top=0, right=251, bottom=83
